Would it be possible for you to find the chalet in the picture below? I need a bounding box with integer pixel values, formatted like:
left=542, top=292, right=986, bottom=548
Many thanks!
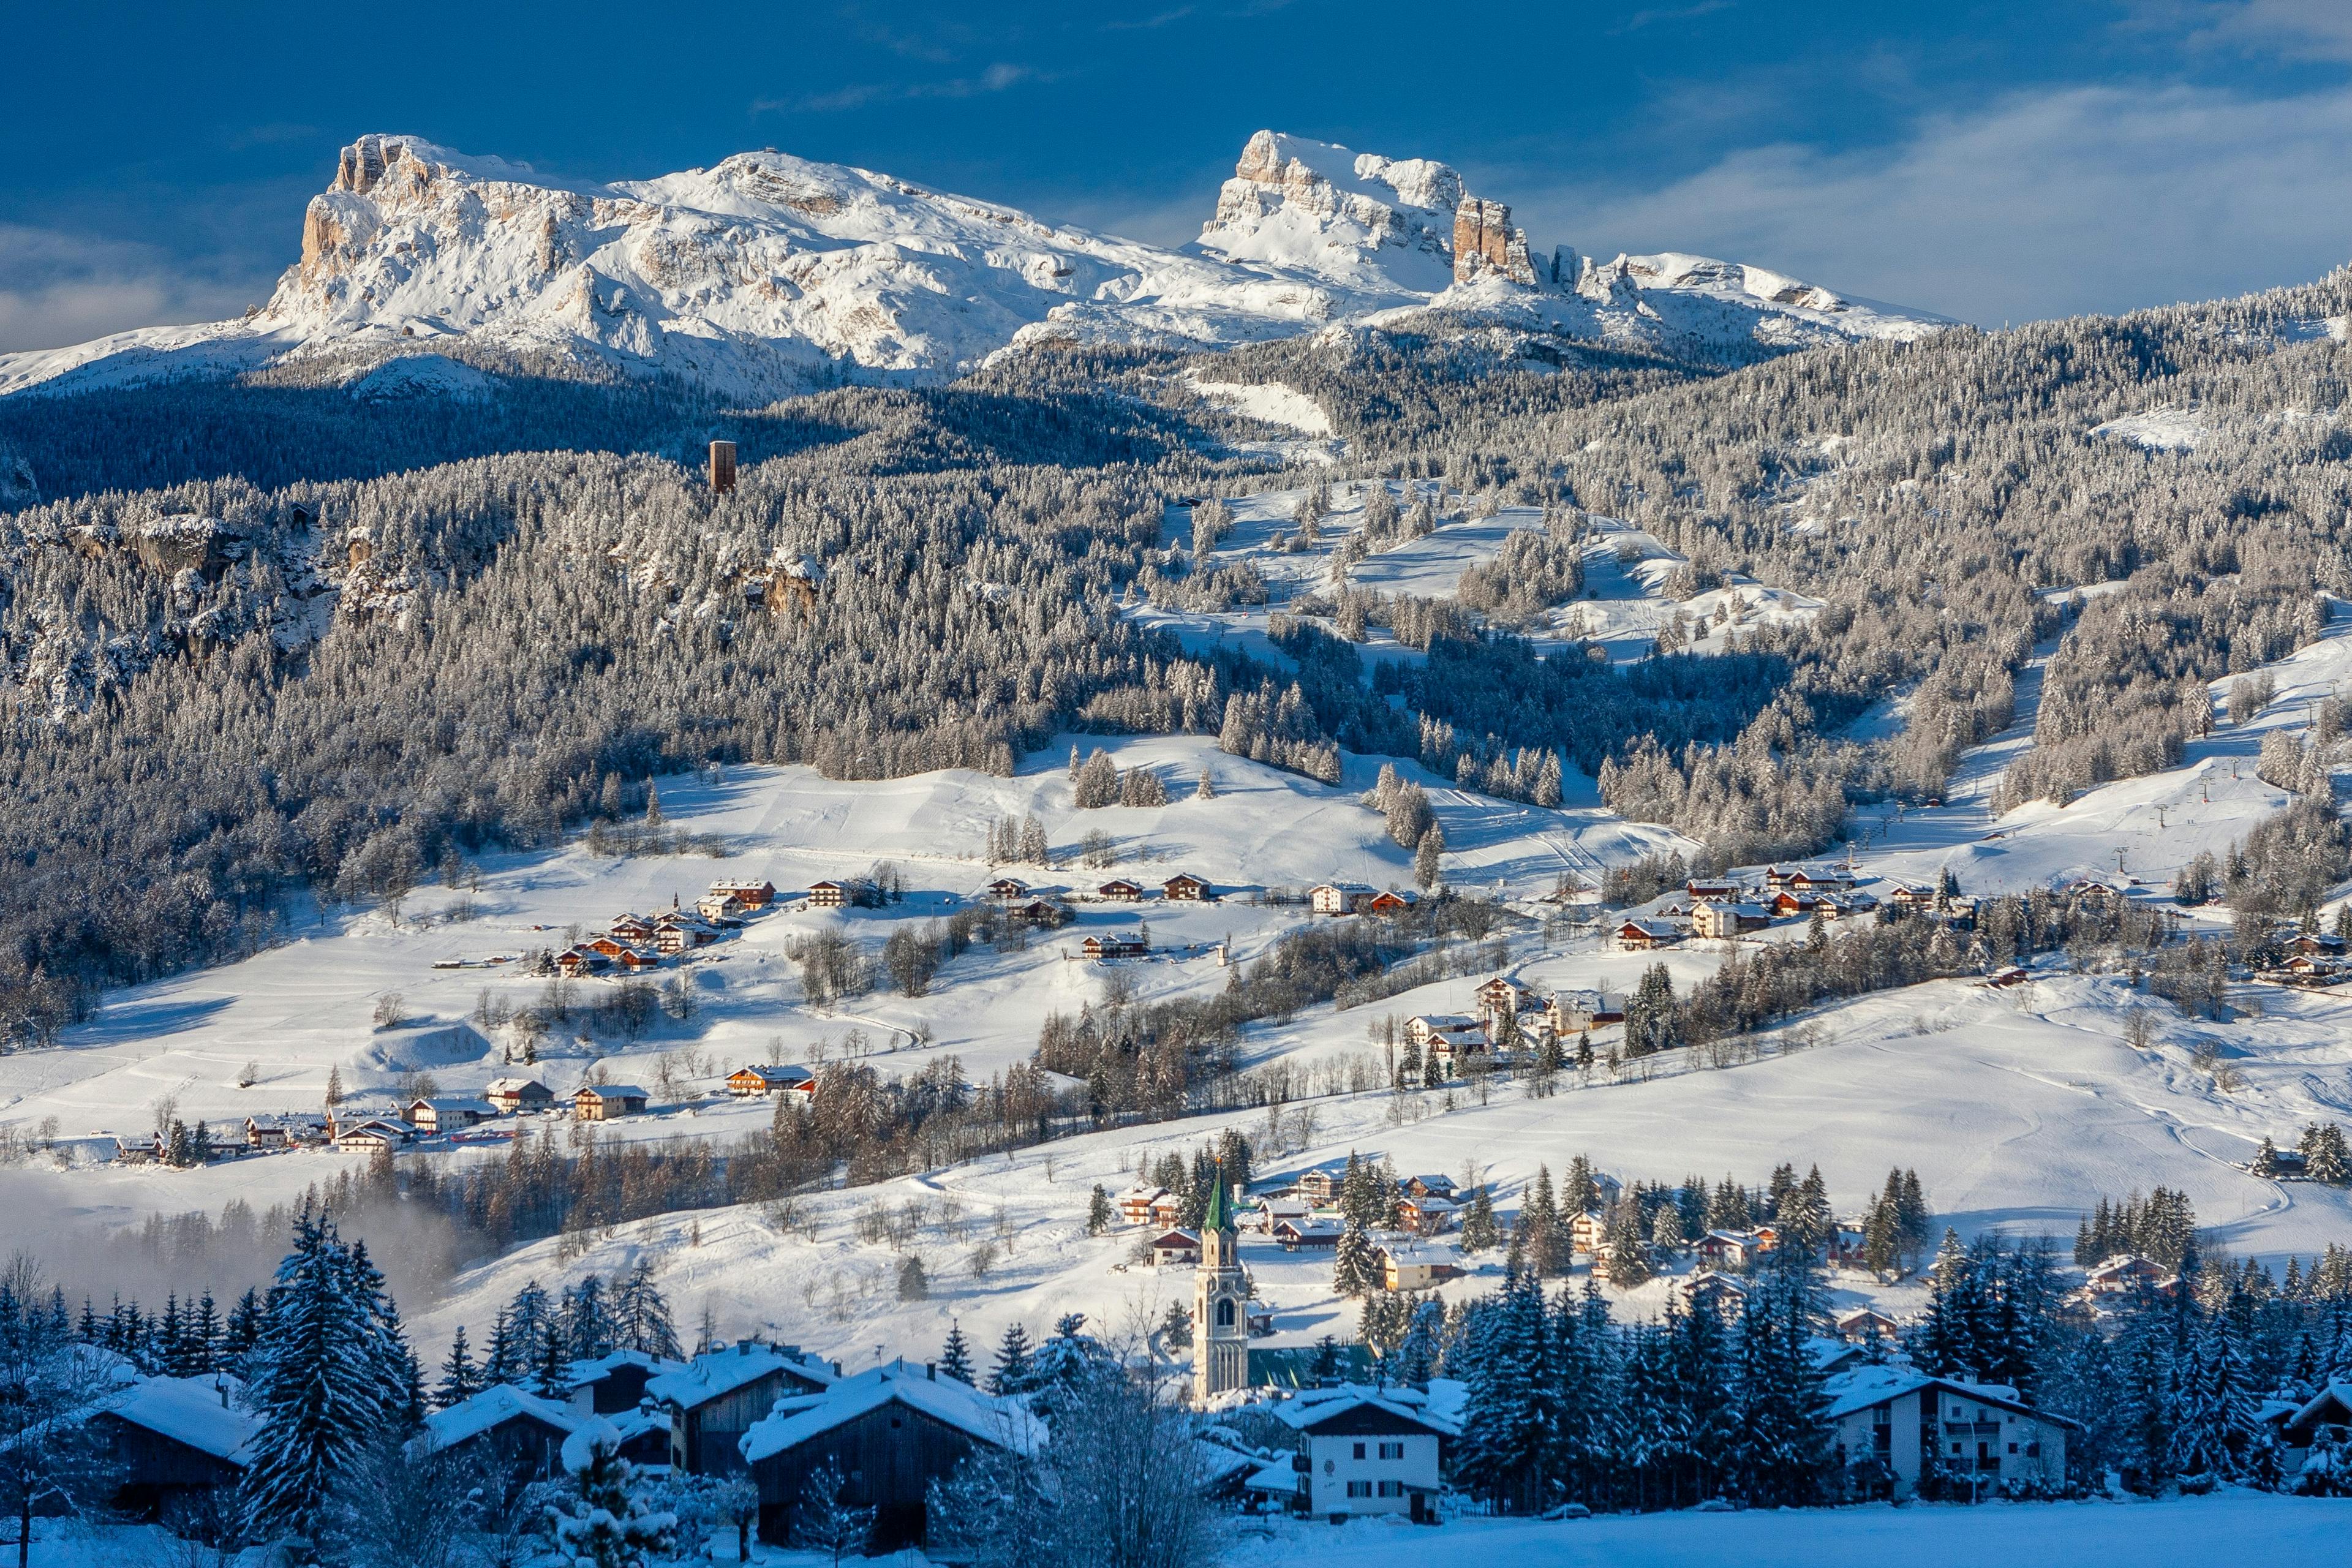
left=1161, top=873, right=1212, bottom=902
left=741, top=1359, right=1041, bottom=1551
left=1116, top=1185, right=1166, bottom=1226
left=330, top=1117, right=410, bottom=1152
left=80, top=1374, right=258, bottom=1520
left=1768, top=865, right=1853, bottom=894
left=1096, top=878, right=1147, bottom=901
left=1566, top=1210, right=1607, bottom=1254
left=1616, top=918, right=1680, bottom=951
left=1272, top=1385, right=1455, bottom=1522
left=1148, top=1192, right=1187, bottom=1229
left=420, top=1384, right=579, bottom=1482
left=1771, top=890, right=1822, bottom=919
left=728, top=1065, right=816, bottom=1098
left=1246, top=1194, right=1312, bottom=1233
left=1692, top=900, right=1771, bottom=938
left=1685, top=880, right=1738, bottom=902
left=1823, top=891, right=1878, bottom=919
left=806, top=878, right=879, bottom=910
left=1821, top=1365, right=2077, bottom=1498
left=1395, top=1196, right=1458, bottom=1236
left=1981, top=967, right=2031, bottom=989
left=695, top=892, right=747, bottom=924
left=654, top=918, right=718, bottom=956
left=1887, top=883, right=1937, bottom=914
left=2282, top=955, right=2345, bottom=986
left=1403, top=1174, right=1456, bottom=1200
left=2061, top=879, right=2124, bottom=912
left=2280, top=1382, right=2352, bottom=1473
left=1151, top=1229, right=1204, bottom=1267
left=1698, top=1229, right=1770, bottom=1269
left=609, top=913, right=657, bottom=942
left=405, top=1096, right=498, bottom=1134
left=560, top=1349, right=681, bottom=1417
left=1684, top=1272, right=1752, bottom=1310
left=1836, top=1307, right=1901, bottom=1343
left=1082, top=932, right=1150, bottom=960
left=615, top=944, right=663, bottom=971
left=575, top=1085, right=650, bottom=1121
left=1548, top=990, right=1625, bottom=1034
left=1005, top=897, right=1071, bottom=929
left=245, top=1112, right=329, bottom=1149
left=1294, top=1164, right=1346, bottom=1204
left=584, top=935, right=631, bottom=961
left=651, top=1341, right=836, bottom=1477
left=984, top=876, right=1031, bottom=901
left=1403, top=1014, right=1477, bottom=1050
left=709, top=878, right=778, bottom=908
left=1310, top=883, right=1378, bottom=916
left=2290, top=932, right=2347, bottom=958
left=1473, top=976, right=1540, bottom=1025
left=2084, top=1254, right=2172, bottom=1295
left=1365, top=889, right=1419, bottom=916
left=485, top=1077, right=553, bottom=1114
left=1273, top=1218, right=1344, bottom=1251
left=1376, top=1245, right=1463, bottom=1292
left=1425, top=1024, right=1489, bottom=1071
left=554, top=947, right=611, bottom=978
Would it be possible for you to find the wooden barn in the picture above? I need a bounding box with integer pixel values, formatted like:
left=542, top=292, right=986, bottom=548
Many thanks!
left=560, top=1349, right=682, bottom=1417
left=742, top=1361, right=1041, bottom=1551
left=485, top=1077, right=552, bottom=1113
left=83, top=1375, right=258, bottom=1520
left=728, top=1065, right=816, bottom=1098
left=1161, top=873, right=1212, bottom=902
left=649, top=1343, right=836, bottom=1477
left=419, top=1384, right=579, bottom=1482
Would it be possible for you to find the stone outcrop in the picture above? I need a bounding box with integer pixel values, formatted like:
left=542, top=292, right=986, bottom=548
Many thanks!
left=1452, top=197, right=1537, bottom=287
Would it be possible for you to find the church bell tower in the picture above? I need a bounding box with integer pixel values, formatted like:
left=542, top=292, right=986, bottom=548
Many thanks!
left=1193, top=1164, right=1249, bottom=1404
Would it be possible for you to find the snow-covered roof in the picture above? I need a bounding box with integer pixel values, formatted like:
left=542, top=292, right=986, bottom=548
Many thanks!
left=579, top=1084, right=650, bottom=1100
left=647, top=1345, right=831, bottom=1411
left=2283, top=1381, right=2352, bottom=1432
left=739, top=1360, right=1041, bottom=1464
left=1820, top=1366, right=2081, bottom=1429
left=1273, top=1384, right=1458, bottom=1436
left=1243, top=1459, right=1301, bottom=1495
left=564, top=1349, right=680, bottom=1386
left=486, top=1076, right=547, bottom=1094
left=731, top=1065, right=813, bottom=1085
left=421, top=1384, right=580, bottom=1451
left=98, top=1375, right=260, bottom=1463
left=1196, top=1438, right=1264, bottom=1485
left=413, top=1096, right=497, bottom=1117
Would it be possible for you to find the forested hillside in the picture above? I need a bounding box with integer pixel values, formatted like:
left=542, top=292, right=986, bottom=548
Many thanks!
left=5, top=269, right=2352, bottom=1042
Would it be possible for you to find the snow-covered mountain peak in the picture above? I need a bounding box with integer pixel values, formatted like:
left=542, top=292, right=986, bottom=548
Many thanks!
left=0, top=131, right=1945, bottom=402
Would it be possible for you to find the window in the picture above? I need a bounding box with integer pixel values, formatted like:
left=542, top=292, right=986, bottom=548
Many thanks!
left=1378, top=1442, right=1404, bottom=1460
left=2007, top=1443, right=2018, bottom=1455
left=1951, top=1442, right=1963, bottom=1455
left=1378, top=1480, right=1404, bottom=1497
left=1352, top=1442, right=1366, bottom=1460
left=2026, top=1442, right=2041, bottom=1458
left=1217, top=1299, right=1234, bottom=1327
left=1346, top=1481, right=1373, bottom=1498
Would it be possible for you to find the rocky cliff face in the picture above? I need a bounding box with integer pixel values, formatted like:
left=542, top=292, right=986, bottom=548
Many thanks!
left=0, top=131, right=1943, bottom=402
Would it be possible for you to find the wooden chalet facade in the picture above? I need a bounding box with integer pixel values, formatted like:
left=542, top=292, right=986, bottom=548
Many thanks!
left=1005, top=897, right=1072, bottom=928
left=420, top=1385, right=579, bottom=1483
left=728, top=1065, right=816, bottom=1098
left=1692, top=900, right=1770, bottom=938
left=1096, top=878, right=1146, bottom=900
left=806, top=879, right=878, bottom=910
left=1365, top=888, right=1417, bottom=916
left=405, top=1096, right=497, bottom=1134
left=1615, top=918, right=1681, bottom=951
left=575, top=1085, right=650, bottom=1121
left=984, top=876, right=1030, bottom=901
left=650, top=1344, right=835, bottom=1478
left=1161, top=873, right=1212, bottom=902
left=484, top=1077, right=552, bottom=1113
left=709, top=878, right=778, bottom=907
left=743, top=1363, right=1039, bottom=1551
left=1116, top=1185, right=1166, bottom=1225
left=1082, top=932, right=1150, bottom=960
left=609, top=913, right=657, bottom=942
left=1150, top=1228, right=1202, bottom=1267
left=84, top=1376, right=258, bottom=1520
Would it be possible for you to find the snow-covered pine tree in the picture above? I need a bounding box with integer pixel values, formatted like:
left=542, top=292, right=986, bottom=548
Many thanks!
left=549, top=1434, right=676, bottom=1568
left=1453, top=1267, right=1555, bottom=1512
left=434, top=1324, right=483, bottom=1409
left=612, top=1259, right=682, bottom=1359
left=238, top=1212, right=400, bottom=1546
left=938, top=1321, right=976, bottom=1385
left=987, top=1322, right=1035, bottom=1396
left=1332, top=1216, right=1376, bottom=1297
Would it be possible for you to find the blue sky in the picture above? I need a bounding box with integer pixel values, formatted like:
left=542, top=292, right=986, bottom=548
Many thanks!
left=8, top=1, right=2352, bottom=350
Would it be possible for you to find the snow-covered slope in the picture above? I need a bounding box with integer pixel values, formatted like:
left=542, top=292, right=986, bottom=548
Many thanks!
left=0, top=131, right=1942, bottom=401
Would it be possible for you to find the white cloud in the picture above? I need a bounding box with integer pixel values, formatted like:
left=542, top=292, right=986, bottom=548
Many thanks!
left=0, top=225, right=261, bottom=355
left=1510, top=82, right=2352, bottom=325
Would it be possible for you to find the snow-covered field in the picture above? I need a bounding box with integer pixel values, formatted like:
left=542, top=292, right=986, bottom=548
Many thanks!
left=9, top=527, right=2352, bottom=1376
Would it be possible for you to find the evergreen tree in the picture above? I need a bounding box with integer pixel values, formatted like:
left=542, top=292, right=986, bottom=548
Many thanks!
left=434, top=1324, right=483, bottom=1409
left=938, top=1321, right=976, bottom=1385
left=612, top=1259, right=682, bottom=1360
left=551, top=1435, right=675, bottom=1568
left=1085, top=1183, right=1113, bottom=1237
left=239, top=1212, right=399, bottom=1546
left=1459, top=1185, right=1499, bottom=1253
left=1333, top=1216, right=1377, bottom=1297
left=987, top=1322, right=1035, bottom=1396
left=1454, top=1267, right=1555, bottom=1512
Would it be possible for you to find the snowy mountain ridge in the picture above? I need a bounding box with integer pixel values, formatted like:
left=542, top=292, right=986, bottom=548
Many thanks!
left=0, top=130, right=1942, bottom=402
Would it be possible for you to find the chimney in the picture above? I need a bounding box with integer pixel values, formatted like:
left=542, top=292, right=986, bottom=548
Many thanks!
left=926, top=1362, right=937, bottom=1381
left=708, top=440, right=737, bottom=495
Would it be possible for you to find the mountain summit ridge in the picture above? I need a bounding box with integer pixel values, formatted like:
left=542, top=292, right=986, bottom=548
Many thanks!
left=0, top=130, right=1940, bottom=400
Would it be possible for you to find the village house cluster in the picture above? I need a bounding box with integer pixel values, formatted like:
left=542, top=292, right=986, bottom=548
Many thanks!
left=552, top=876, right=783, bottom=978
